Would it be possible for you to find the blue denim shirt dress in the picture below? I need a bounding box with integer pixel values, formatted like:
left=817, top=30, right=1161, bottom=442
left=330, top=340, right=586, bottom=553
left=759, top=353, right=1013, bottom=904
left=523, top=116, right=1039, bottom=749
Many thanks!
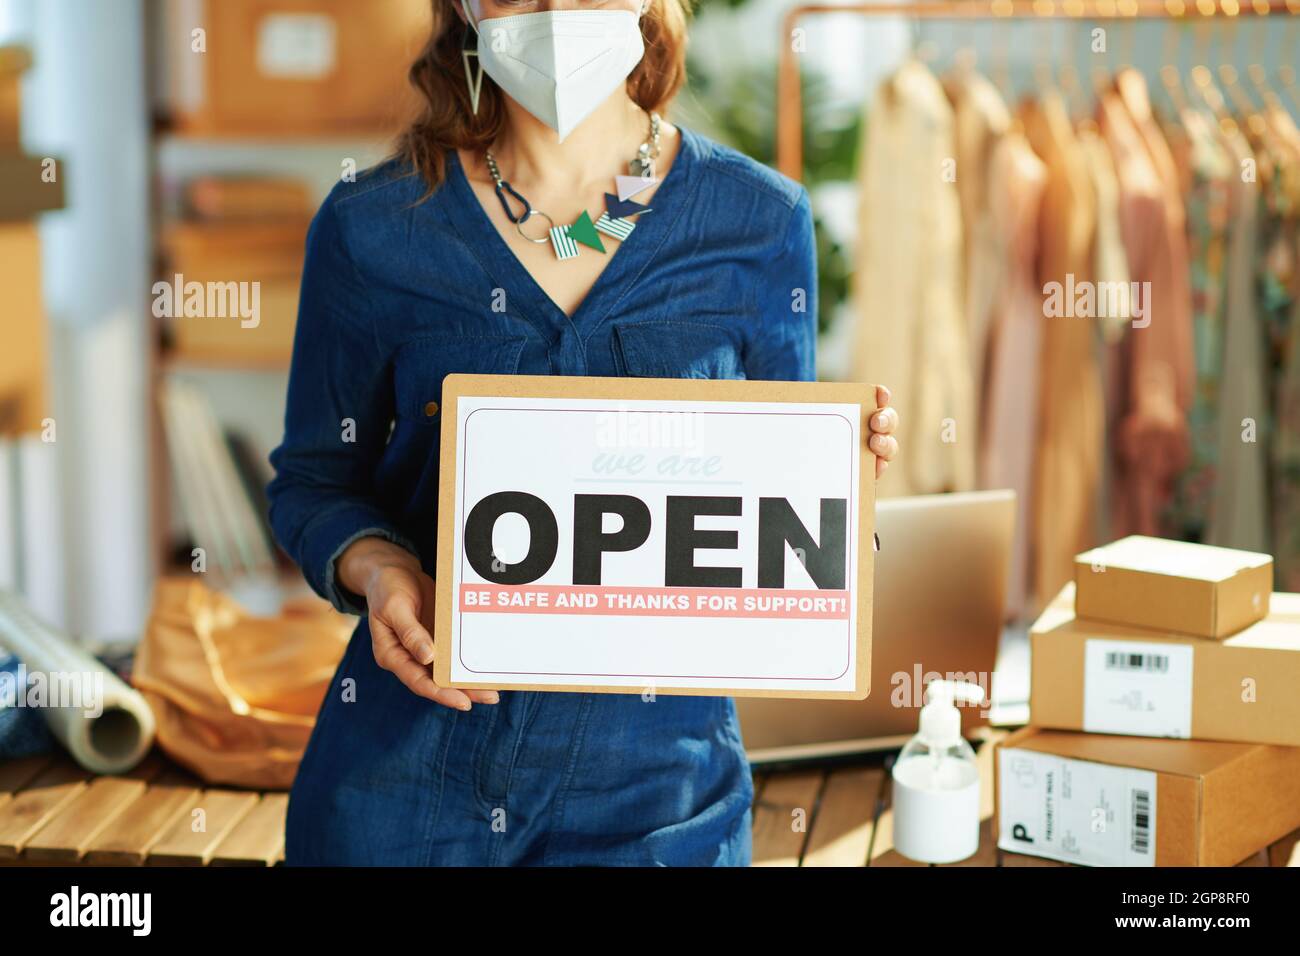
left=267, top=125, right=817, bottom=866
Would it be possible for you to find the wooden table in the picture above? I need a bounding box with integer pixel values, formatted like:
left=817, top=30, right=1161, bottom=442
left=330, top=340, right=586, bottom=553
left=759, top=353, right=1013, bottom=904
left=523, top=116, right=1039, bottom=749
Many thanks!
left=2, top=734, right=1297, bottom=866
left=0, top=751, right=285, bottom=866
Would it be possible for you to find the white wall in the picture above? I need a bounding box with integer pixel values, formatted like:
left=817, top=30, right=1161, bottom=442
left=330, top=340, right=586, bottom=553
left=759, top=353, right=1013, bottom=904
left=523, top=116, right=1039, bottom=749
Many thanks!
left=16, top=0, right=153, bottom=644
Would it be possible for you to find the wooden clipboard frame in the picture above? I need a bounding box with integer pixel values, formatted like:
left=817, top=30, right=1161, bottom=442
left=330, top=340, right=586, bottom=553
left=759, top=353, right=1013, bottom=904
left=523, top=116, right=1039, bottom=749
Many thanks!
left=433, top=373, right=876, bottom=700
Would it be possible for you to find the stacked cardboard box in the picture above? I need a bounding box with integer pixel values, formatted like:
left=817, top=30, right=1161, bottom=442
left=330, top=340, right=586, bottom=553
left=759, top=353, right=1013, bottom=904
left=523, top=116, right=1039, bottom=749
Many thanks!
left=158, top=0, right=427, bottom=138
left=0, top=46, right=62, bottom=437
left=997, top=536, right=1300, bottom=867
left=160, top=209, right=309, bottom=367
left=0, top=46, right=25, bottom=151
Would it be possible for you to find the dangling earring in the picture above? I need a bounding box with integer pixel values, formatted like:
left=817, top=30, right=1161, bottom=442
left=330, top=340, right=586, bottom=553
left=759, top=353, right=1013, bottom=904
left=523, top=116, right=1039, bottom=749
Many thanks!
left=462, top=25, right=483, bottom=115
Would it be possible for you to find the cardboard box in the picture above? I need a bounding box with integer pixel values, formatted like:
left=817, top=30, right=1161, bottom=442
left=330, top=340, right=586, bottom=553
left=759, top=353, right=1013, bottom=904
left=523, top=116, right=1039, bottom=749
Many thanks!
left=0, top=224, right=49, bottom=434
left=1075, top=536, right=1272, bottom=638
left=0, top=46, right=31, bottom=151
left=995, top=727, right=1300, bottom=866
left=0, top=155, right=67, bottom=223
left=160, top=220, right=308, bottom=366
left=1031, top=584, right=1300, bottom=746
left=161, top=0, right=427, bottom=137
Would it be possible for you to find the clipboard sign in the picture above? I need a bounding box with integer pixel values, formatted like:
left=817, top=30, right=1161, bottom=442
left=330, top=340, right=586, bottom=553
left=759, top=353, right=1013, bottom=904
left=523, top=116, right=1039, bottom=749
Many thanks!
left=433, top=374, right=876, bottom=700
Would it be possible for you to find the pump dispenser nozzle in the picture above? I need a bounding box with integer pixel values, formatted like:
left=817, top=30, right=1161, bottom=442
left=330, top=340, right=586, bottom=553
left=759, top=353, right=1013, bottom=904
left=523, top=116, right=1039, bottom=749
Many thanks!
left=918, top=679, right=986, bottom=748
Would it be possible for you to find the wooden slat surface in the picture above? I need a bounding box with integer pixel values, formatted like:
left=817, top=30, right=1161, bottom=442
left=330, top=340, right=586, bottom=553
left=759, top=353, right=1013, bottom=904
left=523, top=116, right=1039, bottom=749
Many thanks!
left=22, top=754, right=165, bottom=864
left=0, top=756, right=53, bottom=826
left=23, top=776, right=151, bottom=863
left=1, top=741, right=1297, bottom=867
left=210, top=793, right=289, bottom=866
left=0, top=755, right=53, bottom=803
left=83, top=771, right=204, bottom=866
left=0, top=748, right=291, bottom=867
left=147, top=789, right=260, bottom=866
left=0, top=760, right=90, bottom=859
left=867, top=782, right=951, bottom=867
left=801, top=768, right=883, bottom=867
left=750, top=770, right=823, bottom=866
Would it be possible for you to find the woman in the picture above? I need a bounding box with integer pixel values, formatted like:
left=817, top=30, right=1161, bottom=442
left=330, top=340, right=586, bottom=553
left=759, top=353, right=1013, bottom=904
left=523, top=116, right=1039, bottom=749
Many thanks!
left=269, top=0, right=899, bottom=866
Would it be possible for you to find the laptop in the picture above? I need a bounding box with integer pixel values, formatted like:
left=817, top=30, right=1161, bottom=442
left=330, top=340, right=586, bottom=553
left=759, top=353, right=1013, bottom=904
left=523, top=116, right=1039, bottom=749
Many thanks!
left=737, top=490, right=1015, bottom=764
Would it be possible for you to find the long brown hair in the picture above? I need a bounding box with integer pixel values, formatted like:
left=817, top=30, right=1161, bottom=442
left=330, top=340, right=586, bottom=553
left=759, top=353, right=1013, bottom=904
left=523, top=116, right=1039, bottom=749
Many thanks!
left=394, top=0, right=693, bottom=197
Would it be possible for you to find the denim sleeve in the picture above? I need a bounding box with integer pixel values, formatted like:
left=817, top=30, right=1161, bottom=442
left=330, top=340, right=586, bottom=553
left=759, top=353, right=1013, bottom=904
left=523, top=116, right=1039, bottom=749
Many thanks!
left=267, top=187, right=418, bottom=615
left=743, top=187, right=817, bottom=383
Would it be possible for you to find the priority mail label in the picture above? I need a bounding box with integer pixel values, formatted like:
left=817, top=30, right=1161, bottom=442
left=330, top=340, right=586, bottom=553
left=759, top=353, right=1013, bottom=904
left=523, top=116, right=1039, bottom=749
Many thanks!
left=1083, top=639, right=1194, bottom=738
left=998, top=749, right=1157, bottom=867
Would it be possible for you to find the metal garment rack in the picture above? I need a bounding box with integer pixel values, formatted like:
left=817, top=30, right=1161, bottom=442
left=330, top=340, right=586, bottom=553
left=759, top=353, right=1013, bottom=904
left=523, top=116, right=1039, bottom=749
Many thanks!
left=776, top=0, right=1300, bottom=179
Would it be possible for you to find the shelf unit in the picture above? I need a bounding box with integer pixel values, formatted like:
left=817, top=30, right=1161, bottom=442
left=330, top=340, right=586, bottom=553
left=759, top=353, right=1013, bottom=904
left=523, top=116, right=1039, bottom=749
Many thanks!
left=144, top=0, right=426, bottom=576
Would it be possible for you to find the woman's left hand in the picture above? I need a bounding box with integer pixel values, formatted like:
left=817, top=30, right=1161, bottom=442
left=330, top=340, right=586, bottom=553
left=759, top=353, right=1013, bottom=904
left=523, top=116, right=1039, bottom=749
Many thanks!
left=867, top=385, right=899, bottom=479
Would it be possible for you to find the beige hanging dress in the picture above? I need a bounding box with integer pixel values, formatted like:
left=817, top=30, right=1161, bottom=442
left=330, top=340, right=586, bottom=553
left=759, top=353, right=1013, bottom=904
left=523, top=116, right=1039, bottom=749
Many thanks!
left=978, top=129, right=1046, bottom=619
left=850, top=59, right=974, bottom=497
left=1022, top=90, right=1101, bottom=609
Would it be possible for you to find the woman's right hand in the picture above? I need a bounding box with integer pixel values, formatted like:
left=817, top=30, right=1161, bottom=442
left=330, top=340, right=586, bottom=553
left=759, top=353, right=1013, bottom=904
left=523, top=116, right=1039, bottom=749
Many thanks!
left=336, top=536, right=500, bottom=710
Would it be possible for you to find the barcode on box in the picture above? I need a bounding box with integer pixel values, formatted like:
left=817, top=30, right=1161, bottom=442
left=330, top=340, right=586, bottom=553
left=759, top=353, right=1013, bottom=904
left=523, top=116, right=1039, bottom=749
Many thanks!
left=1131, top=789, right=1151, bottom=855
left=1105, top=651, right=1169, bottom=673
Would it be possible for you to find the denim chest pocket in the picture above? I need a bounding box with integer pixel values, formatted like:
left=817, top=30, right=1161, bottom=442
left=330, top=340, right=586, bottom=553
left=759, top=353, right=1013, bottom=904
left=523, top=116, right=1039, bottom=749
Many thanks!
left=393, top=335, right=527, bottom=425
left=612, top=320, right=746, bottom=380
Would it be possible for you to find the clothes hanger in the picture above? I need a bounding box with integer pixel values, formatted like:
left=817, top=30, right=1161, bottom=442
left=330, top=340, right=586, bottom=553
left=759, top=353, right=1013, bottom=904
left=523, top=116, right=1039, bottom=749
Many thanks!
left=1086, top=0, right=1121, bottom=114
left=1219, top=65, right=1260, bottom=116
left=1248, top=65, right=1284, bottom=113
left=1117, top=1, right=1138, bottom=74
left=1242, top=14, right=1280, bottom=108
left=1214, top=14, right=1262, bottom=119
left=1219, top=63, right=1273, bottom=144
left=909, top=4, right=942, bottom=69
left=1161, top=66, right=1192, bottom=115
left=953, top=0, right=977, bottom=78
left=953, top=46, right=977, bottom=78
left=1186, top=12, right=1230, bottom=122
left=1113, top=0, right=1167, bottom=125
left=992, top=15, right=1015, bottom=104
left=1158, top=12, right=1190, bottom=117
left=1280, top=65, right=1300, bottom=117
left=984, top=10, right=1025, bottom=134
left=1091, top=62, right=1114, bottom=114
left=1274, top=17, right=1300, bottom=117
left=1219, top=60, right=1275, bottom=147
left=1060, top=19, right=1093, bottom=129
left=1032, top=9, right=1054, bottom=100
left=1191, top=66, right=1227, bottom=117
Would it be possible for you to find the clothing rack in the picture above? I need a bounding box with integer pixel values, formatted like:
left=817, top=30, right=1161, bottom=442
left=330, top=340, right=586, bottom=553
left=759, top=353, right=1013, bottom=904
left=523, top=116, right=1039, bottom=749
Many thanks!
left=776, top=0, right=1300, bottom=179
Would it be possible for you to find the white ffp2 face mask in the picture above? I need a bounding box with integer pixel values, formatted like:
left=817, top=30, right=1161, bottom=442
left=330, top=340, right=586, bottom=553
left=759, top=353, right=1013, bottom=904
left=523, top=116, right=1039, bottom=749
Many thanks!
left=463, top=3, right=646, bottom=142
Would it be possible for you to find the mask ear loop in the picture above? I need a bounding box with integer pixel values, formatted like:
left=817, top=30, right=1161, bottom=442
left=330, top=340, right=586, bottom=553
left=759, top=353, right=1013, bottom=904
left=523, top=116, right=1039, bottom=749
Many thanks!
left=458, top=0, right=480, bottom=32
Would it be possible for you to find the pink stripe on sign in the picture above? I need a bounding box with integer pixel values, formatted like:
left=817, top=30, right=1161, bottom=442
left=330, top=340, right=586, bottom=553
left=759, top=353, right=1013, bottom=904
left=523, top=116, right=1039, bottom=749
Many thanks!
left=459, top=584, right=850, bottom=620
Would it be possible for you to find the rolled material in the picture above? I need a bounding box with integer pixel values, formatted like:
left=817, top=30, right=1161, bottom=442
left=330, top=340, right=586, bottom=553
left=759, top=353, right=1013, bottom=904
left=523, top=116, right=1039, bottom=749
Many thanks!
left=0, top=589, right=155, bottom=775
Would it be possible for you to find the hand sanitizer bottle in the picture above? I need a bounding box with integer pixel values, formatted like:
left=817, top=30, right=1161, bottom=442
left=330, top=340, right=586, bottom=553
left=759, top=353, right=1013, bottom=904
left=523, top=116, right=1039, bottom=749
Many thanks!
left=891, top=679, right=984, bottom=864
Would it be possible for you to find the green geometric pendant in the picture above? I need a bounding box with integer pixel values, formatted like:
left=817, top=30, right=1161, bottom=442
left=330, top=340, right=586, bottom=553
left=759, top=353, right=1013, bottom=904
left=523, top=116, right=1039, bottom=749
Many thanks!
left=567, top=210, right=606, bottom=253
